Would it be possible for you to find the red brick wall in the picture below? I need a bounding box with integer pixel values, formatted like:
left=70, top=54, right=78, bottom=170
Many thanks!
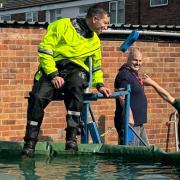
left=0, top=26, right=179, bottom=152
left=126, top=0, right=180, bottom=25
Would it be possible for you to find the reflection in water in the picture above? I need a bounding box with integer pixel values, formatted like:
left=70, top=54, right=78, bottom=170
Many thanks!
left=0, top=155, right=179, bottom=180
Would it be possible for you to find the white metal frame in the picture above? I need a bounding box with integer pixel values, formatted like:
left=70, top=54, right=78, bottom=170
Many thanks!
left=168, top=111, right=179, bottom=152
left=26, top=11, right=38, bottom=22
left=150, top=0, right=168, bottom=7
left=109, top=0, right=125, bottom=25
left=109, top=1, right=117, bottom=25
left=0, top=14, right=11, bottom=21
left=55, top=8, right=62, bottom=20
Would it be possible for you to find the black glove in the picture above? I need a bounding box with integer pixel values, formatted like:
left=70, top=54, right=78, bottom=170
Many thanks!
left=172, top=99, right=180, bottom=112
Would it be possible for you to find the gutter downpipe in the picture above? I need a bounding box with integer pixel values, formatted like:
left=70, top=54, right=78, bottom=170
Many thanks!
left=103, top=29, right=180, bottom=37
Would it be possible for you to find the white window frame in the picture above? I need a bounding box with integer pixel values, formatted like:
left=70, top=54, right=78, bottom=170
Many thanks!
left=26, top=12, right=38, bottom=22
left=109, top=0, right=125, bottom=25
left=78, top=5, right=90, bottom=18
left=150, top=0, right=168, bottom=7
left=49, top=8, right=62, bottom=22
left=0, top=15, right=11, bottom=21
left=55, top=8, right=62, bottom=20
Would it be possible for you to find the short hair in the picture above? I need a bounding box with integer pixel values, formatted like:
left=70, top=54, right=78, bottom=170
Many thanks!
left=86, top=4, right=108, bottom=19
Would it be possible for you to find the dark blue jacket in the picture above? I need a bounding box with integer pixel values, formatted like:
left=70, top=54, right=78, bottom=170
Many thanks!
left=114, top=64, right=147, bottom=132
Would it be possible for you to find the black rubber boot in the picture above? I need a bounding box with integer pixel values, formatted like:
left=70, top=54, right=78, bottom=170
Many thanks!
left=77, top=119, right=85, bottom=135
left=65, top=127, right=78, bottom=151
left=21, top=124, right=40, bottom=158
left=65, top=114, right=84, bottom=151
left=21, top=140, right=36, bottom=158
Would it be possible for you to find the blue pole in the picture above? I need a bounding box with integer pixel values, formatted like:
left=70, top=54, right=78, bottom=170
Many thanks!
left=81, top=57, right=92, bottom=144
left=81, top=101, right=89, bottom=144
left=124, top=84, right=131, bottom=145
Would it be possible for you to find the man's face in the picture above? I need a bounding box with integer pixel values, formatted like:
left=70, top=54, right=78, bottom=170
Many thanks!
left=128, top=52, right=142, bottom=72
left=91, top=14, right=109, bottom=34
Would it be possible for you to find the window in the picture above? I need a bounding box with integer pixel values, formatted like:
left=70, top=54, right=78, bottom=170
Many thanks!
left=50, top=8, right=62, bottom=22
left=0, top=15, right=11, bottom=21
left=26, top=12, right=38, bottom=22
left=55, top=8, right=62, bottom=20
left=79, top=5, right=90, bottom=18
left=150, top=0, right=168, bottom=7
left=109, top=0, right=125, bottom=25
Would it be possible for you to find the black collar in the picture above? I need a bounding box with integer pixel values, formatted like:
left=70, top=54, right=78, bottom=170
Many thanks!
left=71, top=18, right=93, bottom=38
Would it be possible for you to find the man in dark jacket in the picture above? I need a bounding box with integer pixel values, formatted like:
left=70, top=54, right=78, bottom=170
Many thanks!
left=114, top=48, right=149, bottom=146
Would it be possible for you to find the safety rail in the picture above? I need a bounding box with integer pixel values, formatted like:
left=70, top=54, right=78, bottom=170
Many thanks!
left=168, top=111, right=179, bottom=152
left=81, top=85, right=131, bottom=144
left=24, top=86, right=131, bottom=145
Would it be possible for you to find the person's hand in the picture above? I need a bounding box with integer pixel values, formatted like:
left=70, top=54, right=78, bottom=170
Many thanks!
left=51, top=76, right=64, bottom=89
left=98, top=86, right=111, bottom=97
left=142, top=74, right=155, bottom=86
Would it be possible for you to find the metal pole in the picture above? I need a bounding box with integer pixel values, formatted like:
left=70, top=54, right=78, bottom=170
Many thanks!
left=102, top=29, right=180, bottom=37
left=81, top=57, right=92, bottom=144
left=124, top=84, right=131, bottom=145
left=174, top=111, right=179, bottom=152
left=128, top=125, right=148, bottom=146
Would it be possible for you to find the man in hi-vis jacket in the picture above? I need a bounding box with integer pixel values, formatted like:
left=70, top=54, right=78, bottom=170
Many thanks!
left=22, top=4, right=111, bottom=157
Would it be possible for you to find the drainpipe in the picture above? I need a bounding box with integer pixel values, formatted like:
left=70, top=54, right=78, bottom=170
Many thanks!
left=103, top=29, right=180, bottom=37
left=138, top=0, right=141, bottom=24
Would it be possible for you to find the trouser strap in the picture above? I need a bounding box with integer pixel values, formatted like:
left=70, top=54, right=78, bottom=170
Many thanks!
left=24, top=123, right=40, bottom=143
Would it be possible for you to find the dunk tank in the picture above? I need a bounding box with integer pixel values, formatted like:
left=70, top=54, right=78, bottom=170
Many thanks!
left=0, top=30, right=180, bottom=179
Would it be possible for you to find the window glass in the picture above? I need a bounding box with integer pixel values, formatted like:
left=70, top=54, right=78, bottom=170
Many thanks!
left=0, top=15, right=11, bottom=21
left=56, top=8, right=61, bottom=15
left=26, top=12, right=38, bottom=22
left=33, top=12, right=38, bottom=22
left=79, top=5, right=90, bottom=15
left=50, top=10, right=55, bottom=22
left=110, top=2, right=117, bottom=24
left=109, top=0, right=125, bottom=24
left=117, top=1, right=125, bottom=24
left=150, top=0, right=168, bottom=7
left=55, top=8, right=62, bottom=20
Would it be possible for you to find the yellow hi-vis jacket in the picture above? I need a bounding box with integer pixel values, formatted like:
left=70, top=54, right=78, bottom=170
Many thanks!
left=35, top=18, right=104, bottom=87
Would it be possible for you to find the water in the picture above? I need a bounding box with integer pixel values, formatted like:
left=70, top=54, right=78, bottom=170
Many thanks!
left=0, top=154, right=179, bottom=180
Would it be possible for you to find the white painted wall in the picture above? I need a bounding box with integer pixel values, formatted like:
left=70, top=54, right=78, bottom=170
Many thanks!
left=60, top=7, right=79, bottom=18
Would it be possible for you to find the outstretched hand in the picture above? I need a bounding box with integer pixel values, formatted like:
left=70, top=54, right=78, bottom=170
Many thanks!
left=142, top=74, right=156, bottom=86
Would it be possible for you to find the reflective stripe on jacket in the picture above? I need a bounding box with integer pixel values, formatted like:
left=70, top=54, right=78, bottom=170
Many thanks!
left=35, top=18, right=104, bottom=87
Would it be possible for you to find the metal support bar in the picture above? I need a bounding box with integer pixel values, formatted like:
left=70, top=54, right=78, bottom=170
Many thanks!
left=81, top=56, right=92, bottom=144
left=81, top=102, right=89, bottom=144
left=88, top=106, right=103, bottom=144
left=81, top=87, right=131, bottom=144
left=81, top=56, right=131, bottom=144
left=124, top=84, right=131, bottom=145
left=168, top=111, right=179, bottom=152
left=174, top=111, right=179, bottom=152
left=128, top=125, right=148, bottom=146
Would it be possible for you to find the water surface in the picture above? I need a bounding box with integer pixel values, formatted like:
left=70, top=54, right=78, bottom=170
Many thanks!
left=0, top=154, right=179, bottom=179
